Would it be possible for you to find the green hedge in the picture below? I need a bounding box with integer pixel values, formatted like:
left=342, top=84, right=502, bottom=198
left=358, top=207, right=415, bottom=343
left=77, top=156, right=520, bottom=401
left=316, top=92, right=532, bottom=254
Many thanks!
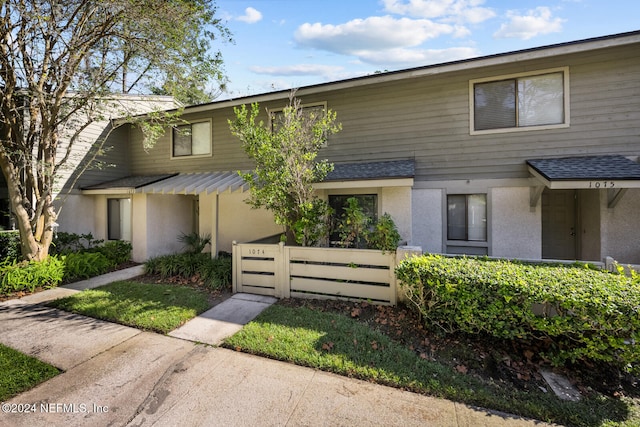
left=395, top=254, right=640, bottom=372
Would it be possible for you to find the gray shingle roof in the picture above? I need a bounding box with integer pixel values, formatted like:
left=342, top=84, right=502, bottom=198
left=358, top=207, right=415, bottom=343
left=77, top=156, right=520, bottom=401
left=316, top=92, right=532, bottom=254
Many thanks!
left=526, top=155, right=640, bottom=181
left=325, top=159, right=415, bottom=181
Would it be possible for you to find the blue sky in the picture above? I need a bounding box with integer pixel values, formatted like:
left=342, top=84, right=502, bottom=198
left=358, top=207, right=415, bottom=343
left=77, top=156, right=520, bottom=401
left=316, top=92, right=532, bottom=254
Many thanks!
left=215, top=0, right=639, bottom=99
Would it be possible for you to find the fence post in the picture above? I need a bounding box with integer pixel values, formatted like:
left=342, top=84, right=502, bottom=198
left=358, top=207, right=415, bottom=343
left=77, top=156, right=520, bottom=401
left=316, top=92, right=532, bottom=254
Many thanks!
left=232, top=241, right=238, bottom=294
left=281, top=242, right=291, bottom=299
left=395, top=246, right=423, bottom=303
left=273, top=241, right=288, bottom=298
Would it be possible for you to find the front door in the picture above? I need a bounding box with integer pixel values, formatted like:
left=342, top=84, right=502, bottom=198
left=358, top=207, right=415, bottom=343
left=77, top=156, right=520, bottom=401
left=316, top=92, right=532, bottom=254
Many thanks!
left=542, top=189, right=578, bottom=260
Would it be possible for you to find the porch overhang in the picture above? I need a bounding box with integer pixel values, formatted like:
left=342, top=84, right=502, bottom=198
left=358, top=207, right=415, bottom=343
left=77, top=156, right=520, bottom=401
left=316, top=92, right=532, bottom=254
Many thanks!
left=82, top=172, right=249, bottom=196
left=81, top=174, right=178, bottom=195
left=527, top=155, right=640, bottom=208
left=313, top=159, right=415, bottom=189
left=137, top=172, right=249, bottom=195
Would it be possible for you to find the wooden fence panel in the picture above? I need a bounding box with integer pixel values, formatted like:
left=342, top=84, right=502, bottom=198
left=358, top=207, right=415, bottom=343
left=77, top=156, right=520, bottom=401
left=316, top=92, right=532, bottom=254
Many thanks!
left=233, top=242, right=283, bottom=297
left=233, top=242, right=398, bottom=304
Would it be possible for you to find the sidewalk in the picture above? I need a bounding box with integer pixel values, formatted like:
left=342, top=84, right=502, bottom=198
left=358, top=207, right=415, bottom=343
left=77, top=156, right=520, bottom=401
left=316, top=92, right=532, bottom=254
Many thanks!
left=0, top=267, right=555, bottom=426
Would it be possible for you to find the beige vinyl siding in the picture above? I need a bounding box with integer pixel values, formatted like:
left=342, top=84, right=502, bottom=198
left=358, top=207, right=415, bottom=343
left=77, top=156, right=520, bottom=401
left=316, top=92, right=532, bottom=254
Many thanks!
left=126, top=43, right=640, bottom=183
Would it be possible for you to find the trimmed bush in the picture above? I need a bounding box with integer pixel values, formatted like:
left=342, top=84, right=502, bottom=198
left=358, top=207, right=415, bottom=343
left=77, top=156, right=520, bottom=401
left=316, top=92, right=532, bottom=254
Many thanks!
left=93, top=240, right=132, bottom=266
left=145, top=252, right=232, bottom=290
left=0, top=256, right=65, bottom=294
left=0, top=231, right=20, bottom=261
left=395, top=254, right=640, bottom=372
left=63, top=252, right=114, bottom=281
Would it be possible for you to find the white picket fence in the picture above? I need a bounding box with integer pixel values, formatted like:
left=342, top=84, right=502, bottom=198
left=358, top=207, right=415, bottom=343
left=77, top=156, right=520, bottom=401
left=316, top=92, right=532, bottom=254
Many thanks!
left=232, top=242, right=411, bottom=305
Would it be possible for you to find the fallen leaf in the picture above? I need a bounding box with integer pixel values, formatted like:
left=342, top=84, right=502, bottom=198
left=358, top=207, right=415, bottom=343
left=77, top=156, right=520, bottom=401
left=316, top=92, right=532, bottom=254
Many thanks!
left=351, top=308, right=361, bottom=317
left=322, top=341, right=334, bottom=351
left=419, top=352, right=428, bottom=360
left=371, top=341, right=378, bottom=350
left=455, top=365, right=468, bottom=374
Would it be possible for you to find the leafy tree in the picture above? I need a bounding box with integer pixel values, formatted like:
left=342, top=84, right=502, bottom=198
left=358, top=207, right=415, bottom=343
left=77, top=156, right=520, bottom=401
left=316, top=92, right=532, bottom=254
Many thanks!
left=0, top=0, right=230, bottom=261
left=229, top=92, right=342, bottom=246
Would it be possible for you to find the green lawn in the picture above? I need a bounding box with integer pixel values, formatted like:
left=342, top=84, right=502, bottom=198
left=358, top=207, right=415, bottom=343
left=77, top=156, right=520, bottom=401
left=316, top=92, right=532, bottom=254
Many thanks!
left=224, top=304, right=639, bottom=427
left=48, top=281, right=211, bottom=334
left=0, top=344, right=59, bottom=401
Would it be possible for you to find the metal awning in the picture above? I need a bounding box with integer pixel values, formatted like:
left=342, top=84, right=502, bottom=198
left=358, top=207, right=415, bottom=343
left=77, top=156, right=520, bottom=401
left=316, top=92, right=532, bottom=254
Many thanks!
left=527, top=155, right=640, bottom=208
left=137, top=171, right=248, bottom=195
left=82, top=172, right=248, bottom=195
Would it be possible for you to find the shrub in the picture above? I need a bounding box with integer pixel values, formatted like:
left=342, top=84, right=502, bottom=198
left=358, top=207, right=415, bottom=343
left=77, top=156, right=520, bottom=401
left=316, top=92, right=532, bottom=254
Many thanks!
left=0, top=231, right=20, bottom=261
left=366, top=213, right=401, bottom=252
left=93, top=240, right=132, bottom=266
left=199, top=256, right=232, bottom=290
left=63, top=252, right=114, bottom=281
left=334, top=197, right=401, bottom=251
left=145, top=253, right=232, bottom=290
left=0, top=256, right=65, bottom=294
left=395, top=254, right=640, bottom=373
left=177, top=232, right=211, bottom=254
left=51, top=232, right=103, bottom=254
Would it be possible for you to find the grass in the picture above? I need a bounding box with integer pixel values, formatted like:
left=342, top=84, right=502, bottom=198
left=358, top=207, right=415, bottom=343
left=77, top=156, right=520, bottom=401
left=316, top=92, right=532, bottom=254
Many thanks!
left=223, top=304, right=638, bottom=427
left=47, top=280, right=211, bottom=334
left=0, top=344, right=59, bottom=401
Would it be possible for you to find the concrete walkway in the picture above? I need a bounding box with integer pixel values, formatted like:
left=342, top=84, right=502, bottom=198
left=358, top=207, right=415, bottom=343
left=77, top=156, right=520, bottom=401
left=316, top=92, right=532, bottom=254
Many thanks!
left=0, top=267, right=555, bottom=426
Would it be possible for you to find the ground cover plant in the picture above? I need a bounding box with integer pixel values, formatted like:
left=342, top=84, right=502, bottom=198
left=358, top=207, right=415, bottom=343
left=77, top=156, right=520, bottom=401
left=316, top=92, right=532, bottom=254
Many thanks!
left=0, top=233, right=134, bottom=300
left=224, top=298, right=639, bottom=427
left=47, top=281, right=210, bottom=334
left=0, top=343, right=59, bottom=401
left=144, top=252, right=232, bottom=291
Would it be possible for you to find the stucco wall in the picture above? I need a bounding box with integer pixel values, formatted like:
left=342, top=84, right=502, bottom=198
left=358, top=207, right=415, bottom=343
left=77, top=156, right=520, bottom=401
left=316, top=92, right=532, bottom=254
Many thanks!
left=217, top=192, right=281, bottom=253
left=491, top=187, right=541, bottom=259
left=55, top=194, right=97, bottom=237
left=411, top=189, right=443, bottom=254
left=145, top=194, right=194, bottom=259
left=381, top=187, right=412, bottom=246
left=600, top=188, right=640, bottom=264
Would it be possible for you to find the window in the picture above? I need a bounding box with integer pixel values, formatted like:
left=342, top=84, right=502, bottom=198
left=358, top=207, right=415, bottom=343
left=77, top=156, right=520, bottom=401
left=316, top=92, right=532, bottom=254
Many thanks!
left=269, top=103, right=328, bottom=145
left=447, top=194, right=486, bottom=241
left=108, top=198, right=131, bottom=241
left=471, top=68, right=568, bottom=133
left=172, top=121, right=211, bottom=157
left=328, top=194, right=377, bottom=245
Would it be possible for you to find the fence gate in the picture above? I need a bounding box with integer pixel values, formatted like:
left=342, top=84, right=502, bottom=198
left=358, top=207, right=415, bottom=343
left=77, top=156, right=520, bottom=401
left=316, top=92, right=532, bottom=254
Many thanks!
left=232, top=242, right=284, bottom=297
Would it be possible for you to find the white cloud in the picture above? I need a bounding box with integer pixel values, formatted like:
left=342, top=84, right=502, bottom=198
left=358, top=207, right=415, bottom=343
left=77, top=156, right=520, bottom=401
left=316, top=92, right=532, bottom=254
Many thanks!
left=356, top=46, right=479, bottom=67
left=293, top=15, right=479, bottom=68
left=493, top=7, right=564, bottom=40
left=236, top=7, right=262, bottom=24
left=382, top=0, right=495, bottom=24
left=249, top=64, right=345, bottom=77
left=295, top=16, right=457, bottom=54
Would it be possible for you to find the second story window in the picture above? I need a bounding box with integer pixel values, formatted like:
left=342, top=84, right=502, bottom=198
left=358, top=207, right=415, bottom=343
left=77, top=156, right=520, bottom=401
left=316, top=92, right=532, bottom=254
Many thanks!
left=269, top=103, right=328, bottom=146
left=172, top=120, right=211, bottom=157
left=471, top=67, right=569, bottom=134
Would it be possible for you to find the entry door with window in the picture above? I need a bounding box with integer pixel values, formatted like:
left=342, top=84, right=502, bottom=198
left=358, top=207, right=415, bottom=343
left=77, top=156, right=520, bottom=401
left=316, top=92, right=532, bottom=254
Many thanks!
left=108, top=198, right=131, bottom=241
left=541, top=189, right=577, bottom=260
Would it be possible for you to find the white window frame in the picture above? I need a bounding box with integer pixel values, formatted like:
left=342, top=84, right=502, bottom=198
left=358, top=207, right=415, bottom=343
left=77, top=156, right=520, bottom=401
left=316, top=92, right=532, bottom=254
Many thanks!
left=469, top=67, right=570, bottom=135
left=170, top=119, right=212, bottom=159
